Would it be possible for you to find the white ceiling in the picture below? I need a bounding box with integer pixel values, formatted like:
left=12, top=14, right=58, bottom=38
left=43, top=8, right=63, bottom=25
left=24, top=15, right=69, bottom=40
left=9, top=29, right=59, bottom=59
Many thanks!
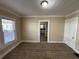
left=0, top=0, right=79, bottom=16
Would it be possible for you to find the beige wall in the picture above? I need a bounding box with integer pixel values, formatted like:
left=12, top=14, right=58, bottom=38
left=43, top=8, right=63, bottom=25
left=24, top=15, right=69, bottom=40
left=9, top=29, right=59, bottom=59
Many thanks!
left=22, top=17, right=65, bottom=42
left=0, top=8, right=18, bottom=19
left=0, top=8, right=21, bottom=57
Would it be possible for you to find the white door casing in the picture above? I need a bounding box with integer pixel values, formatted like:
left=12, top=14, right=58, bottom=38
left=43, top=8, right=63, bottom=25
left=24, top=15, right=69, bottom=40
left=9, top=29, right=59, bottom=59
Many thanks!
left=38, top=20, right=50, bottom=43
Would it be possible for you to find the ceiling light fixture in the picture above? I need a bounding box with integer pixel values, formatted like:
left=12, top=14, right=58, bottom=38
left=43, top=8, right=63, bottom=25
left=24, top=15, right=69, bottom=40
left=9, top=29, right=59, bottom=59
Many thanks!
left=41, top=0, right=48, bottom=8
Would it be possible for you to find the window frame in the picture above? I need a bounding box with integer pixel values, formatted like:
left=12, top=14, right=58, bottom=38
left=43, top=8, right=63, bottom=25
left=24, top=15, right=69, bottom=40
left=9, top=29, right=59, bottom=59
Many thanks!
left=2, top=19, right=16, bottom=44
left=0, top=16, right=17, bottom=51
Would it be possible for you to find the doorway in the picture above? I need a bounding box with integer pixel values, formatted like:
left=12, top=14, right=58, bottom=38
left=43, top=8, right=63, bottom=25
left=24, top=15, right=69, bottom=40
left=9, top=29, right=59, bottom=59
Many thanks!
left=40, top=22, right=48, bottom=42
left=39, top=20, right=49, bottom=43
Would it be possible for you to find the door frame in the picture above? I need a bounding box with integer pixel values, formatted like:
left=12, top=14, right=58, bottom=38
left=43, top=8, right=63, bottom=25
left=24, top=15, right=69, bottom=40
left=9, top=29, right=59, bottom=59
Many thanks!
left=38, top=20, right=50, bottom=43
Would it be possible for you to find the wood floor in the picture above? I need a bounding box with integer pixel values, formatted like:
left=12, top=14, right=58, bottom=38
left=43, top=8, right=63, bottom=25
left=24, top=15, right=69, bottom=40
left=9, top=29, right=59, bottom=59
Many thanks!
left=2, top=42, right=79, bottom=59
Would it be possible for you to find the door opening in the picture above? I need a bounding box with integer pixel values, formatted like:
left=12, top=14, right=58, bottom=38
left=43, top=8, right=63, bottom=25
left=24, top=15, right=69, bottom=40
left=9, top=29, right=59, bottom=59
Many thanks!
left=40, top=22, right=48, bottom=42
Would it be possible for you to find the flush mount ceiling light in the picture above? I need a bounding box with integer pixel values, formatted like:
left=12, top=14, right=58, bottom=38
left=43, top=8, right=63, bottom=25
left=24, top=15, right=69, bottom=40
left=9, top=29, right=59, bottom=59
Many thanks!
left=41, top=0, right=48, bottom=8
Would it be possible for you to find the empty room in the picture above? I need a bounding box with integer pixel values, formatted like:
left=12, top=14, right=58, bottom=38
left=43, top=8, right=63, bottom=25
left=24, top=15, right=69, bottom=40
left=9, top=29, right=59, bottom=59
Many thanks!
left=0, top=0, right=79, bottom=59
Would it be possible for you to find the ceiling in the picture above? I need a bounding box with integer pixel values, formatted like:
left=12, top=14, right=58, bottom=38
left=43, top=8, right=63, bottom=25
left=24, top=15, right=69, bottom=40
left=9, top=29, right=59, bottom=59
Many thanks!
left=0, top=0, right=79, bottom=16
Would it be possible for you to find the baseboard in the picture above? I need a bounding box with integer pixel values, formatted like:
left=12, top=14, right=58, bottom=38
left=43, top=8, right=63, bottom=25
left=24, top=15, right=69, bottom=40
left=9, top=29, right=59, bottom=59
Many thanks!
left=21, top=40, right=40, bottom=43
left=74, top=49, right=79, bottom=54
left=22, top=40, right=64, bottom=43
left=0, top=41, right=21, bottom=59
left=64, top=42, right=79, bottom=54
left=48, top=41, right=64, bottom=43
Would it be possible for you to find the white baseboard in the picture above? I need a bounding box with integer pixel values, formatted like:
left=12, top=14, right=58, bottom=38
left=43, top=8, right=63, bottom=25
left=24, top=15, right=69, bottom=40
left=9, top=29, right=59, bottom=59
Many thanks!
left=64, top=42, right=79, bottom=54
left=74, top=49, right=79, bottom=54
left=0, top=41, right=21, bottom=59
left=21, top=40, right=40, bottom=43
left=48, top=41, right=64, bottom=43
left=22, top=40, right=64, bottom=43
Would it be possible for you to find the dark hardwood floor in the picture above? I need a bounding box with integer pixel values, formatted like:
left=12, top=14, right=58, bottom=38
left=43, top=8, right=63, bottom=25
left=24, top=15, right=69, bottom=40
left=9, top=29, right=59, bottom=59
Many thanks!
left=2, top=42, right=79, bottom=59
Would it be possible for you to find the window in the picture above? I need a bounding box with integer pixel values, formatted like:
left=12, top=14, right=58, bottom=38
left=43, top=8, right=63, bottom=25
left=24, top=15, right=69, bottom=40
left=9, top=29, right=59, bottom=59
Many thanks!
left=1, top=19, right=16, bottom=44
